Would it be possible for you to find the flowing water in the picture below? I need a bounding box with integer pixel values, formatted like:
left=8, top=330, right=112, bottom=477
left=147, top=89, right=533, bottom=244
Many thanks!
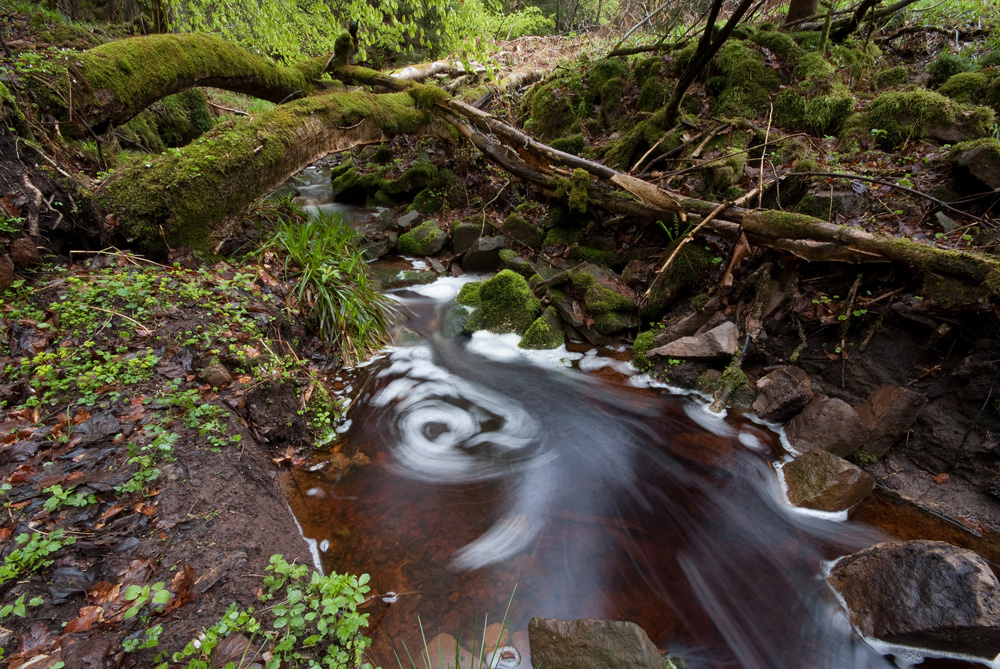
left=283, top=273, right=907, bottom=669
left=281, top=173, right=997, bottom=669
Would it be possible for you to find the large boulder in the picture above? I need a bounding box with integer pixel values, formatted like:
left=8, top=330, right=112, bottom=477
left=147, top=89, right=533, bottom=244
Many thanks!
left=785, top=396, right=869, bottom=457
left=855, top=384, right=927, bottom=457
left=782, top=448, right=874, bottom=512
left=950, top=138, right=1000, bottom=191
left=397, top=220, right=446, bottom=256
left=464, top=270, right=541, bottom=335
left=648, top=321, right=739, bottom=361
left=528, top=618, right=672, bottom=669
left=750, top=366, right=813, bottom=422
left=828, top=540, right=1000, bottom=658
left=462, top=236, right=508, bottom=271
left=545, top=262, right=639, bottom=343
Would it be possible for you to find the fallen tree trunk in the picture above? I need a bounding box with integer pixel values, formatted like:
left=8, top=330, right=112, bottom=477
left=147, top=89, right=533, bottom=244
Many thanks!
left=25, top=33, right=333, bottom=135
left=97, top=90, right=436, bottom=252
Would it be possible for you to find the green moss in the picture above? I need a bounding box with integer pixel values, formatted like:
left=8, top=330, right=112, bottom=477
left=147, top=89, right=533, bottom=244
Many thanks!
left=641, top=241, right=715, bottom=321
left=633, top=56, right=663, bottom=86
left=672, top=43, right=699, bottom=76
left=792, top=31, right=823, bottom=51
left=587, top=58, right=629, bottom=93
left=334, top=32, right=354, bottom=67
left=397, top=220, right=446, bottom=256
left=408, top=83, right=450, bottom=108
left=550, top=134, right=586, bottom=155
left=794, top=52, right=835, bottom=88
left=522, top=70, right=589, bottom=140
left=121, top=110, right=167, bottom=153
left=929, top=52, right=973, bottom=88
left=577, top=246, right=624, bottom=269
left=570, top=271, right=637, bottom=313
left=0, top=82, right=31, bottom=138
left=384, top=162, right=438, bottom=197
left=592, top=311, right=631, bottom=335
left=477, top=270, right=542, bottom=335
left=502, top=213, right=545, bottom=248
left=712, top=40, right=782, bottom=118
left=331, top=166, right=387, bottom=203
left=921, top=273, right=985, bottom=308
left=638, top=77, right=668, bottom=112
left=555, top=168, right=591, bottom=214
left=632, top=330, right=657, bottom=371
left=455, top=281, right=482, bottom=307
left=852, top=89, right=995, bottom=148
left=519, top=306, right=564, bottom=350
left=544, top=227, right=583, bottom=247
left=870, top=65, right=909, bottom=89
left=802, top=86, right=855, bottom=135
left=372, top=144, right=394, bottom=164
left=939, top=71, right=989, bottom=104
left=980, top=50, right=1000, bottom=69
left=774, top=89, right=807, bottom=129
left=750, top=30, right=799, bottom=59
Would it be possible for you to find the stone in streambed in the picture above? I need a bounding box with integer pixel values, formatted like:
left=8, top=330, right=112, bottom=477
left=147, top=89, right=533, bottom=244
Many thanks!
left=785, top=396, right=869, bottom=457
left=528, top=618, right=671, bottom=669
left=828, top=540, right=1000, bottom=658
left=462, top=236, right=507, bottom=271
left=750, top=365, right=814, bottom=422
left=782, top=447, right=874, bottom=512
left=397, top=219, right=446, bottom=256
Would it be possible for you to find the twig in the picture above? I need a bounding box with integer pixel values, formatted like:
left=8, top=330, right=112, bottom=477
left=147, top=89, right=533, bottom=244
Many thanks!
left=89, top=306, right=154, bottom=335
left=759, top=103, right=772, bottom=209
left=790, top=171, right=989, bottom=224
left=207, top=101, right=250, bottom=116
left=645, top=198, right=734, bottom=298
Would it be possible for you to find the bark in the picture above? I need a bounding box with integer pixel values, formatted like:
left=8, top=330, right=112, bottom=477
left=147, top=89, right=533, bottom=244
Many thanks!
left=97, top=90, right=439, bottom=252
left=30, top=33, right=333, bottom=135
left=391, top=60, right=486, bottom=82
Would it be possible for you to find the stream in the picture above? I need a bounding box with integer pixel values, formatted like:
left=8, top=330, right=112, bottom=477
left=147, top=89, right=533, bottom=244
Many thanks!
left=280, top=167, right=990, bottom=669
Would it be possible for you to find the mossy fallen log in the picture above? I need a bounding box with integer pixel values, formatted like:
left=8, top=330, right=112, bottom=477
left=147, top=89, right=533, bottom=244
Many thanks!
left=29, top=33, right=333, bottom=134
left=97, top=90, right=435, bottom=253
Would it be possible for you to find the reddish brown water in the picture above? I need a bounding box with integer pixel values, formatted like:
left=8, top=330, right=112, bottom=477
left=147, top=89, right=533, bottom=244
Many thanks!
left=282, top=281, right=1000, bottom=669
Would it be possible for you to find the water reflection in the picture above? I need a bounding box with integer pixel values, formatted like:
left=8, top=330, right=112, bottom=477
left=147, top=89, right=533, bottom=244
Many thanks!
left=287, top=294, right=895, bottom=668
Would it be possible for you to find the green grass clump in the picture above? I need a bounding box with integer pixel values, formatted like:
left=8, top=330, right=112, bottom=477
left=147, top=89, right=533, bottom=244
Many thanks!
left=928, top=51, right=974, bottom=88
left=268, top=211, right=393, bottom=363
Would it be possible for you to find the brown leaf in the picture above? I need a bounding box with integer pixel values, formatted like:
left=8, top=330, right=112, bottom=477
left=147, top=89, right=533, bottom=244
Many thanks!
left=63, top=606, right=104, bottom=634
left=9, top=464, right=35, bottom=483
left=12, top=621, right=56, bottom=660
left=87, top=582, right=121, bottom=605
left=163, top=565, right=196, bottom=613
left=933, top=473, right=950, bottom=484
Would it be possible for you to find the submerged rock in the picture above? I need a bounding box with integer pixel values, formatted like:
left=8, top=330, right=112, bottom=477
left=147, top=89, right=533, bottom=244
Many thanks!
left=856, top=384, right=927, bottom=457
left=528, top=618, right=671, bottom=669
left=750, top=365, right=814, bottom=422
left=828, top=540, right=1000, bottom=658
left=785, top=396, right=869, bottom=457
left=782, top=448, right=874, bottom=512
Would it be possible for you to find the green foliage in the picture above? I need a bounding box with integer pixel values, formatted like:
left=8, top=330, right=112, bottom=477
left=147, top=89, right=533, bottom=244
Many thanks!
left=631, top=330, right=657, bottom=372
left=485, top=6, right=555, bottom=39
left=0, top=530, right=76, bottom=585
left=267, top=212, right=393, bottom=364
left=123, top=581, right=172, bottom=620
left=166, top=0, right=489, bottom=64
left=847, top=449, right=877, bottom=467
left=43, top=484, right=98, bottom=512
left=928, top=51, right=974, bottom=88
left=170, top=555, right=373, bottom=669
left=0, top=594, right=45, bottom=619
left=711, top=40, right=781, bottom=118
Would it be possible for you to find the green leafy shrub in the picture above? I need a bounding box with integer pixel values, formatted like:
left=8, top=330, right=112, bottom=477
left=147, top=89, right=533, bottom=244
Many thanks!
left=0, top=530, right=75, bottom=585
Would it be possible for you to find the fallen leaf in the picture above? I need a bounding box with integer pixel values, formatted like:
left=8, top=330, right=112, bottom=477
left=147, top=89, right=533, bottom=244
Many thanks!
left=63, top=606, right=104, bottom=634
left=933, top=473, right=950, bottom=484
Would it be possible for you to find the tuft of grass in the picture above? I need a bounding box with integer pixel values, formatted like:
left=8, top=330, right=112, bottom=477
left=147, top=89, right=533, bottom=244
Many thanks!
left=267, top=211, right=394, bottom=364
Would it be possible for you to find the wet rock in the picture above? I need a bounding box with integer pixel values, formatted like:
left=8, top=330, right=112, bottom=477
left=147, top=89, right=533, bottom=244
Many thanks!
left=502, top=212, right=544, bottom=248
left=528, top=618, right=666, bottom=669
left=950, top=139, right=1000, bottom=191
left=828, top=540, right=1000, bottom=658
left=856, top=384, right=927, bottom=457
left=398, top=220, right=446, bottom=256
left=362, top=239, right=392, bottom=260
left=395, top=209, right=421, bottom=231
left=548, top=289, right=615, bottom=346
left=10, top=238, right=39, bottom=268
left=202, top=362, right=232, bottom=388
left=520, top=306, right=564, bottom=350
left=462, top=236, right=508, bottom=271
left=649, top=321, right=739, bottom=360
left=451, top=221, right=482, bottom=255
left=785, top=396, right=869, bottom=457
left=782, top=448, right=874, bottom=512
left=750, top=366, right=814, bottom=422
left=498, top=249, right=534, bottom=278
left=384, top=269, right=437, bottom=288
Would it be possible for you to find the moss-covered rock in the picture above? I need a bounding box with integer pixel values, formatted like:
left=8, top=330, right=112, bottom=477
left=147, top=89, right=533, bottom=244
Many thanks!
left=750, top=29, right=800, bottom=60
left=383, top=162, right=438, bottom=198
left=520, top=306, right=564, bottom=349
left=397, top=220, right=446, bottom=256
left=476, top=270, right=542, bottom=335
left=845, top=89, right=995, bottom=148
left=870, top=65, right=909, bottom=90
left=631, top=330, right=657, bottom=371
left=928, top=52, right=974, bottom=89
left=950, top=138, right=1000, bottom=190
left=498, top=248, right=535, bottom=277
left=331, top=165, right=387, bottom=204
left=642, top=242, right=714, bottom=322
left=521, top=70, right=589, bottom=141
left=794, top=52, right=835, bottom=88
left=938, top=69, right=1000, bottom=114
left=711, top=40, right=782, bottom=118
left=455, top=281, right=482, bottom=307
left=502, top=213, right=545, bottom=248
left=633, top=56, right=664, bottom=86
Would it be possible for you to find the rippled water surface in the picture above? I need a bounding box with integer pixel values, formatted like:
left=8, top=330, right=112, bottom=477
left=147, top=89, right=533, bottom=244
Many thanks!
left=286, top=277, right=903, bottom=669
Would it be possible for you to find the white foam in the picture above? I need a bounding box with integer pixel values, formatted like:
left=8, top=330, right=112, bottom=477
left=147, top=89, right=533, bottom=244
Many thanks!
left=774, top=460, right=849, bottom=522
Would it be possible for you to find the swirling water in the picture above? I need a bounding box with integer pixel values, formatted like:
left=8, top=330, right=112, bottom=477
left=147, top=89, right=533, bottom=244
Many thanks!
left=286, top=278, right=898, bottom=668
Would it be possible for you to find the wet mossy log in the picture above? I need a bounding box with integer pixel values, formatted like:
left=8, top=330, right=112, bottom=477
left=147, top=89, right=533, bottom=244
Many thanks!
left=98, top=90, right=437, bottom=253
left=33, top=33, right=333, bottom=134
